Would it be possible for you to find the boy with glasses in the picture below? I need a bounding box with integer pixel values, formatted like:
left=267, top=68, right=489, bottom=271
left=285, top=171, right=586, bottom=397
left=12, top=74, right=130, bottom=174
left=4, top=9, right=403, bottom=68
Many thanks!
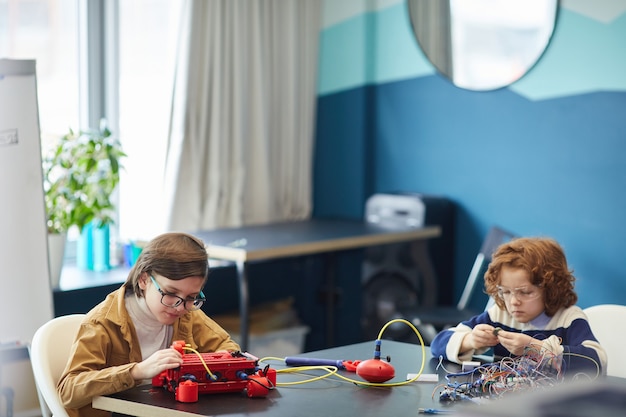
left=58, top=232, right=240, bottom=417
left=430, top=237, right=606, bottom=376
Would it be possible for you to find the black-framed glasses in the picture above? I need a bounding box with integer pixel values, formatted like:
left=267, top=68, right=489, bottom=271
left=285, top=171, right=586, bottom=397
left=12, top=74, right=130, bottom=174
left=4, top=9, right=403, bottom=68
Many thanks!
left=149, top=275, right=206, bottom=311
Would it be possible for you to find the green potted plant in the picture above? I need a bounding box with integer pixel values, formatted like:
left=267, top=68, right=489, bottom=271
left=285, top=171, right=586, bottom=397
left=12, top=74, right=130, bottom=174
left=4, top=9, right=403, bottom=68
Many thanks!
left=42, top=119, right=126, bottom=278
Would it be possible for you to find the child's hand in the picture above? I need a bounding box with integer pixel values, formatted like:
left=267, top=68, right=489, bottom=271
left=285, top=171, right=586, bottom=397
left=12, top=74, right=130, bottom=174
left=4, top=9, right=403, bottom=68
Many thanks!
left=463, top=324, right=500, bottom=350
left=130, top=347, right=183, bottom=381
left=496, top=330, right=537, bottom=356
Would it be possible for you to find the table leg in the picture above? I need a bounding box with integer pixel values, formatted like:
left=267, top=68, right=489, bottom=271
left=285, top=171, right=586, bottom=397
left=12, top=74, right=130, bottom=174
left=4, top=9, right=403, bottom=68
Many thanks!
left=1, top=387, right=14, bottom=417
left=1, top=345, right=31, bottom=417
left=234, top=260, right=249, bottom=351
left=324, top=253, right=337, bottom=347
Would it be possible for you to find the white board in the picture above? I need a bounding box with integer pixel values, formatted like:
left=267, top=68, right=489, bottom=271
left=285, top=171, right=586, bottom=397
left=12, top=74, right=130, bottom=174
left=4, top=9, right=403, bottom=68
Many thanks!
left=0, top=59, right=54, bottom=344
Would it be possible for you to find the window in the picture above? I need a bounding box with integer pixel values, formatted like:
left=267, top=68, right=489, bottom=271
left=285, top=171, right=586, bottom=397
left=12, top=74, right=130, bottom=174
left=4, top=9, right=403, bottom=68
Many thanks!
left=1, top=0, right=183, bottom=253
left=0, top=0, right=80, bottom=145
left=117, top=0, right=182, bottom=241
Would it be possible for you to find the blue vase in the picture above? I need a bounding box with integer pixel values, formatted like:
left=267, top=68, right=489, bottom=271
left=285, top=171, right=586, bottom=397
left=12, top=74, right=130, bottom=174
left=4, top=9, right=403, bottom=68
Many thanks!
left=93, top=223, right=110, bottom=271
left=76, top=222, right=94, bottom=270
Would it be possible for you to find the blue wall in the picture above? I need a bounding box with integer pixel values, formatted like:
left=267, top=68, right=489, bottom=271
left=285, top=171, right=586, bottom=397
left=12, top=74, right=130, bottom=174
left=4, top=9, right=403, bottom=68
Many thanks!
left=313, top=1, right=626, bottom=307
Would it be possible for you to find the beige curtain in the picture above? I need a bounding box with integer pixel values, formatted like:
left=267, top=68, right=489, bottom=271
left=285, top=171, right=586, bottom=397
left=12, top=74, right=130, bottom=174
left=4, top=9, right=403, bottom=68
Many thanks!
left=164, top=0, right=321, bottom=230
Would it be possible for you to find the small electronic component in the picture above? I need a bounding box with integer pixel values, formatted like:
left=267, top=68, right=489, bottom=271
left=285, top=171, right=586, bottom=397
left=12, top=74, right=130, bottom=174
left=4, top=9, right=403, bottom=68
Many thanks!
left=462, top=361, right=480, bottom=372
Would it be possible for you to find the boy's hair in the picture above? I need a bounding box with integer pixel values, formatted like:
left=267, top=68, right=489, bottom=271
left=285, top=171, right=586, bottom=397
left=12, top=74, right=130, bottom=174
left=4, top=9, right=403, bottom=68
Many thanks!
left=484, top=237, right=577, bottom=316
left=124, top=232, right=209, bottom=296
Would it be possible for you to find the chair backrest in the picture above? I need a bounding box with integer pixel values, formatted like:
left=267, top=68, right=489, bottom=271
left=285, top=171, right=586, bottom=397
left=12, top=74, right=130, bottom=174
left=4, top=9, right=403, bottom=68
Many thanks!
left=29, top=314, right=85, bottom=417
left=456, top=226, right=517, bottom=310
left=583, top=304, right=626, bottom=378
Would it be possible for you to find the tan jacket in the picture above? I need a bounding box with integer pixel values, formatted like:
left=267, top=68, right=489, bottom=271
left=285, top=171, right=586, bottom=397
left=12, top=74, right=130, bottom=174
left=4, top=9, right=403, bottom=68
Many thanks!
left=57, top=285, right=240, bottom=417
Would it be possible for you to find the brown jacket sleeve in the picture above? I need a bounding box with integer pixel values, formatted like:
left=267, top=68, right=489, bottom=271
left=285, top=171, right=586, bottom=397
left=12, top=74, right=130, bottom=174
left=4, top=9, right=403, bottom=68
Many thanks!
left=57, top=319, right=140, bottom=410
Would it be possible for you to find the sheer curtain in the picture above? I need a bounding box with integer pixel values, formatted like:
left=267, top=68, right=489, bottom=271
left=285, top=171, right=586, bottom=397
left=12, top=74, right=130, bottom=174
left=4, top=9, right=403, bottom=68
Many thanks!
left=164, top=0, right=321, bottom=230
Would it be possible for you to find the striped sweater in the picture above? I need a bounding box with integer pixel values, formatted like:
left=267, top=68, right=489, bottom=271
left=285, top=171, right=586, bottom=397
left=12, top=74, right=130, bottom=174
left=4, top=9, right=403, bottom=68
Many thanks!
left=430, top=304, right=607, bottom=375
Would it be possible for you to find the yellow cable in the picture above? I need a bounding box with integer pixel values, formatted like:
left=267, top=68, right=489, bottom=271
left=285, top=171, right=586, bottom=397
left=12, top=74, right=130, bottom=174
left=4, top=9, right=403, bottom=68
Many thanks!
left=260, top=318, right=428, bottom=388
left=275, top=366, right=340, bottom=386
left=182, top=345, right=217, bottom=380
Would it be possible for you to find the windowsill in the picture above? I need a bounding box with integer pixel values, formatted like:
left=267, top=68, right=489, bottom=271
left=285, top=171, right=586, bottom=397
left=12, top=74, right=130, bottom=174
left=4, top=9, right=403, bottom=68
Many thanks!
left=56, top=259, right=235, bottom=292
left=56, top=264, right=129, bottom=292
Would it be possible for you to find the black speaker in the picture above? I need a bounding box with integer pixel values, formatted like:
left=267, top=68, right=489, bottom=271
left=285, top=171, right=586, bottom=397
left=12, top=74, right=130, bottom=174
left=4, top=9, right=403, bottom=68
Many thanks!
left=361, top=193, right=455, bottom=341
left=361, top=242, right=422, bottom=341
left=418, top=194, right=456, bottom=306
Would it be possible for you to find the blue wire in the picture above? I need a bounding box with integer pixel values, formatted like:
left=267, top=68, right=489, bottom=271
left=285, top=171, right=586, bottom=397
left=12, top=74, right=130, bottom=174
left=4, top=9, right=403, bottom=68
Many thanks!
left=418, top=408, right=454, bottom=414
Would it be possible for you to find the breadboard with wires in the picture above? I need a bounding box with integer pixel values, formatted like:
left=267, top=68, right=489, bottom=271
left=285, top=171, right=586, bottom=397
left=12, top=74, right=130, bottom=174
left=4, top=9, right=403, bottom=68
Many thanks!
left=435, top=347, right=566, bottom=403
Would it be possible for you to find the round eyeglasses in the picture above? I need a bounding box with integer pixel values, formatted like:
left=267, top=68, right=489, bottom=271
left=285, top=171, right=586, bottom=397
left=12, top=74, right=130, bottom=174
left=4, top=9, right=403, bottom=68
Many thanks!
left=496, top=285, right=542, bottom=302
left=149, top=275, right=206, bottom=311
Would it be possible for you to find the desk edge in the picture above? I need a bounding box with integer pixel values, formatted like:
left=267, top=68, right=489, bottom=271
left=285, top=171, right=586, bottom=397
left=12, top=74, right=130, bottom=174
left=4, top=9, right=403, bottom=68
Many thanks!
left=93, top=394, right=200, bottom=417
left=206, top=225, right=441, bottom=262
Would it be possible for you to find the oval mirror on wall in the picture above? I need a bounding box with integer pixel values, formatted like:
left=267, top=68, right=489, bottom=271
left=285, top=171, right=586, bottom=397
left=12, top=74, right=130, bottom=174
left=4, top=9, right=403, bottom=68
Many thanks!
left=407, top=0, right=558, bottom=91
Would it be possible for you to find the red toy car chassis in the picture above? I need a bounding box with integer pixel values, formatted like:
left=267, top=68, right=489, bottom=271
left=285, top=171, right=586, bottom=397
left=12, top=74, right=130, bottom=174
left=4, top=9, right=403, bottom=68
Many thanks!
left=152, top=341, right=275, bottom=402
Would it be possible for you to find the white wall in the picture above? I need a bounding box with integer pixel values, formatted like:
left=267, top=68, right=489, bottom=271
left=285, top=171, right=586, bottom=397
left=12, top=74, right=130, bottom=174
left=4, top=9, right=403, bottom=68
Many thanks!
left=0, top=58, right=53, bottom=417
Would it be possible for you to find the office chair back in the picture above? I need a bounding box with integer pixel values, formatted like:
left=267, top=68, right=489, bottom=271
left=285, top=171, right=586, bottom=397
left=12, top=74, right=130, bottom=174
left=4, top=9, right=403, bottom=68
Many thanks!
left=583, top=304, right=626, bottom=378
left=30, top=314, right=85, bottom=417
left=456, top=226, right=517, bottom=311
left=400, top=226, right=516, bottom=343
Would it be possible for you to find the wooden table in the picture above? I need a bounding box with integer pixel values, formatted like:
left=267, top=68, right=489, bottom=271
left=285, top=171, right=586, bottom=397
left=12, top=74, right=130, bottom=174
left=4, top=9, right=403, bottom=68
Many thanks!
left=192, top=219, right=441, bottom=350
left=93, top=340, right=450, bottom=417
left=94, top=339, right=626, bottom=417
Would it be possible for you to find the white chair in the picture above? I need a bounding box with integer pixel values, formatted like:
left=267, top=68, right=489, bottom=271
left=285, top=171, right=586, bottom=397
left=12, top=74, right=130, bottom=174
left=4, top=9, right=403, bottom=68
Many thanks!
left=29, top=314, right=85, bottom=417
left=583, top=304, right=626, bottom=378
